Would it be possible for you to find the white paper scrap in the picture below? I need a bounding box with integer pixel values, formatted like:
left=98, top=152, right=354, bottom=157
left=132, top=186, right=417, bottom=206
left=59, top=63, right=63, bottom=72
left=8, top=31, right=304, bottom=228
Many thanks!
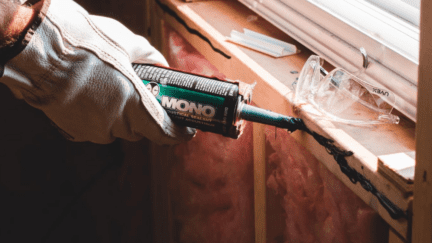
left=226, top=28, right=298, bottom=57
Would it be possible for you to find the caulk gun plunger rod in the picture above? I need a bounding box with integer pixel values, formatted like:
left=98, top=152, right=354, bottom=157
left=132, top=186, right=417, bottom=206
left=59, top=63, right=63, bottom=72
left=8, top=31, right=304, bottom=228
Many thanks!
left=239, top=104, right=306, bottom=133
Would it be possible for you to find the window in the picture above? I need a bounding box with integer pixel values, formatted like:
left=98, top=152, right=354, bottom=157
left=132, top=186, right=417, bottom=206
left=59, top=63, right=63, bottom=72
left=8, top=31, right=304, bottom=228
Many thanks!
left=239, top=0, right=420, bottom=122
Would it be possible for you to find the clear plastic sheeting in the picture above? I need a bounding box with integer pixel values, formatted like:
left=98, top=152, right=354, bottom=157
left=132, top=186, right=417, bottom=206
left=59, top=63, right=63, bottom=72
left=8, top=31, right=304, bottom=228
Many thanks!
left=294, top=55, right=400, bottom=125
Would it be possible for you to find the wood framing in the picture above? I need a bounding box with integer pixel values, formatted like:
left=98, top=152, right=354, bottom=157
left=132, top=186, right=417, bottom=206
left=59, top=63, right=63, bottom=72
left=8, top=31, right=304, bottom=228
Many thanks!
left=253, top=123, right=266, bottom=243
left=152, top=0, right=414, bottom=240
left=148, top=0, right=421, bottom=242
left=151, top=143, right=175, bottom=243
left=412, top=0, right=432, bottom=242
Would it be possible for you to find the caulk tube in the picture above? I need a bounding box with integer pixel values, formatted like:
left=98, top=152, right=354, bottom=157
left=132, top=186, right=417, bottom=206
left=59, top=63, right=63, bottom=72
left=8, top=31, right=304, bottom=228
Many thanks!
left=133, top=64, right=250, bottom=138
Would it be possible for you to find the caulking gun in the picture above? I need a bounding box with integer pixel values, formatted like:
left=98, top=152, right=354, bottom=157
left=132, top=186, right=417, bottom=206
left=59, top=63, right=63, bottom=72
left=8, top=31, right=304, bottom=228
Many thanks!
left=133, top=64, right=306, bottom=138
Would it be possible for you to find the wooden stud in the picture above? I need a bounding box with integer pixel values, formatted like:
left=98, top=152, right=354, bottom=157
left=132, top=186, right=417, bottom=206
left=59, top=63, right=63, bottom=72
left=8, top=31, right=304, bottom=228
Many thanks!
left=144, top=0, right=152, bottom=38
left=150, top=0, right=165, bottom=51
left=389, top=229, right=406, bottom=243
left=150, top=144, right=175, bottom=243
left=412, top=0, right=432, bottom=242
left=253, top=123, right=267, bottom=243
left=149, top=2, right=175, bottom=242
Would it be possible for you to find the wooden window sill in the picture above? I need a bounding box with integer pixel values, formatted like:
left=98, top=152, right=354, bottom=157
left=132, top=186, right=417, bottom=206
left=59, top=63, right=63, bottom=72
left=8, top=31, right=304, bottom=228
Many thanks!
left=152, top=0, right=415, bottom=240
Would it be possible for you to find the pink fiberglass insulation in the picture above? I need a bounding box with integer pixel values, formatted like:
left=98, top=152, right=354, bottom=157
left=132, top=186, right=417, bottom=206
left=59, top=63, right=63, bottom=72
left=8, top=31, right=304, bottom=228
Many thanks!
left=170, top=128, right=255, bottom=243
left=265, top=126, right=388, bottom=243
left=165, top=26, right=255, bottom=243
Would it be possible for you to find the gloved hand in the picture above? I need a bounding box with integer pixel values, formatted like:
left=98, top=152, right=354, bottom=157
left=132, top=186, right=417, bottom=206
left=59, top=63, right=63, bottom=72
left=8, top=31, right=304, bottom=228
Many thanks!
left=0, top=0, right=196, bottom=144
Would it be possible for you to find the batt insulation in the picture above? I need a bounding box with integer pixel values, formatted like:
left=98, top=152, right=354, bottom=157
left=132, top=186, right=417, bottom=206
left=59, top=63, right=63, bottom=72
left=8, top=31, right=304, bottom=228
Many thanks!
left=164, top=25, right=388, bottom=243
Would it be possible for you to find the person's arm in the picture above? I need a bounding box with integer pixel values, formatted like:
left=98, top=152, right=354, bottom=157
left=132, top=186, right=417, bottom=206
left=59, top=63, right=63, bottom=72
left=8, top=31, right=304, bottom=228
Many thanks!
left=0, top=0, right=195, bottom=144
left=0, top=1, right=35, bottom=48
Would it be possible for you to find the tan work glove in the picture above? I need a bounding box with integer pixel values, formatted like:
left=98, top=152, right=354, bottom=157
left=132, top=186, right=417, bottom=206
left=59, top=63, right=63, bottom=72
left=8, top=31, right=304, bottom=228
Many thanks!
left=0, top=0, right=196, bottom=144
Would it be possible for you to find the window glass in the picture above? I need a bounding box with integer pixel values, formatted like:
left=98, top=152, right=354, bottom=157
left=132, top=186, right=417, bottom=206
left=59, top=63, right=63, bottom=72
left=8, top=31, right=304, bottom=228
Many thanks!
left=365, top=0, right=420, bottom=26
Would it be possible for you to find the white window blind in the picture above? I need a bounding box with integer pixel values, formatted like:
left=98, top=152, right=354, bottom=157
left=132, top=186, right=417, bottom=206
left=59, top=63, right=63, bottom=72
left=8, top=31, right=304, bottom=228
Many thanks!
left=239, top=0, right=420, bottom=122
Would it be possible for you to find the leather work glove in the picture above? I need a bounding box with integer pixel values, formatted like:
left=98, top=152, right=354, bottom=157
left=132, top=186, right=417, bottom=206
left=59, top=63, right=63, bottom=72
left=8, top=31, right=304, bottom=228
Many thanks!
left=0, top=0, right=196, bottom=144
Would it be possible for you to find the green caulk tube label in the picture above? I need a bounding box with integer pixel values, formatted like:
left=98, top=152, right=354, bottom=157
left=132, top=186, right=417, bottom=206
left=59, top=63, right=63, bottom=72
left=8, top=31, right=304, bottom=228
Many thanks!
left=133, top=64, right=242, bottom=138
left=142, top=80, right=224, bottom=126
